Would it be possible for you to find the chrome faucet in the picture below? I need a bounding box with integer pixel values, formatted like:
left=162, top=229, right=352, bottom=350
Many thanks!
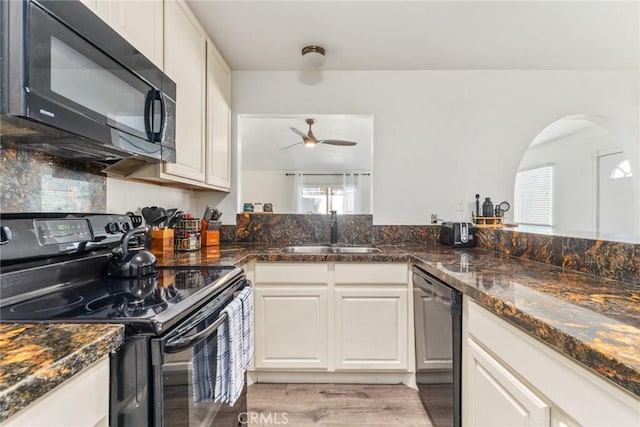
left=330, top=210, right=338, bottom=245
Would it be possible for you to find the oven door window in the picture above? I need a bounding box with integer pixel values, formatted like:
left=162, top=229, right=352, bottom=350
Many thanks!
left=28, top=3, right=155, bottom=143
left=153, top=295, right=246, bottom=427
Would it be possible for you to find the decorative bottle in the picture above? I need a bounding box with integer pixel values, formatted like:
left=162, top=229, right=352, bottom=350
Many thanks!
left=482, top=197, right=494, bottom=217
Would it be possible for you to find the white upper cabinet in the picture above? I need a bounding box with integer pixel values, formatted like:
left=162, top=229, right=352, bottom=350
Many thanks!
left=161, top=0, right=206, bottom=183
left=129, top=0, right=232, bottom=190
left=205, top=42, right=232, bottom=191
left=79, top=0, right=163, bottom=69
left=96, top=1, right=164, bottom=69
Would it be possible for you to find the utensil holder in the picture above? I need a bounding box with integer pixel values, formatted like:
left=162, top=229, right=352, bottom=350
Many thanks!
left=201, top=230, right=220, bottom=247
left=202, top=220, right=222, bottom=231
left=201, top=220, right=221, bottom=246
left=151, top=228, right=174, bottom=255
left=174, top=218, right=201, bottom=251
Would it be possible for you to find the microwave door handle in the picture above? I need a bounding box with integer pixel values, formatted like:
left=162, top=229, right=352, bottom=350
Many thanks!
left=164, top=311, right=227, bottom=353
left=157, top=93, right=167, bottom=143
left=143, top=89, right=155, bottom=141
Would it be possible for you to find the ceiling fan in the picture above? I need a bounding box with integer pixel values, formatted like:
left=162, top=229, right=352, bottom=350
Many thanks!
left=281, top=119, right=358, bottom=150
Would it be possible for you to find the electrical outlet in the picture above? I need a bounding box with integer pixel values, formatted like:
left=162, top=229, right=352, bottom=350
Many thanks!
left=455, top=199, right=464, bottom=212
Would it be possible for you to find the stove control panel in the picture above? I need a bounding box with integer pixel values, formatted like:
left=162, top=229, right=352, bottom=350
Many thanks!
left=105, top=221, right=132, bottom=234
left=0, top=213, right=139, bottom=264
left=35, top=219, right=93, bottom=246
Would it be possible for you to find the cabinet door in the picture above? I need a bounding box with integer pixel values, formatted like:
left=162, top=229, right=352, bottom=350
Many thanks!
left=414, top=287, right=452, bottom=371
left=96, top=0, right=163, bottom=68
left=163, top=0, right=206, bottom=182
left=254, top=286, right=329, bottom=370
left=334, top=286, right=408, bottom=370
left=205, top=42, right=231, bottom=190
left=465, top=338, right=550, bottom=427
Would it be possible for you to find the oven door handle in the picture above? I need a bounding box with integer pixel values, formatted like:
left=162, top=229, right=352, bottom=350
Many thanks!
left=164, top=311, right=228, bottom=353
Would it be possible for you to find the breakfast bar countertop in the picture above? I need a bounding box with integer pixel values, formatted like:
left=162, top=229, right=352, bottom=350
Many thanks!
left=157, top=243, right=640, bottom=398
left=0, top=323, right=124, bottom=421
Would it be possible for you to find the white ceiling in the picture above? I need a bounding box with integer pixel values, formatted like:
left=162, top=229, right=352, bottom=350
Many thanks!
left=187, top=0, right=639, bottom=71
left=240, top=115, right=373, bottom=171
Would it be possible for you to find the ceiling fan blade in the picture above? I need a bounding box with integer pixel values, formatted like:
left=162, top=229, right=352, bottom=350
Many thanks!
left=280, top=141, right=303, bottom=150
left=289, top=127, right=307, bottom=138
left=318, top=139, right=358, bottom=146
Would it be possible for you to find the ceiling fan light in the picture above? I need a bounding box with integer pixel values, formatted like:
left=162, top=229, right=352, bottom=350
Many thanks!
left=301, top=45, right=326, bottom=69
left=304, top=140, right=316, bottom=148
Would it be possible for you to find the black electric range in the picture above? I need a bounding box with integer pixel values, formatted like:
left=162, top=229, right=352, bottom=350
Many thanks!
left=0, top=213, right=249, bottom=426
left=0, top=213, right=244, bottom=334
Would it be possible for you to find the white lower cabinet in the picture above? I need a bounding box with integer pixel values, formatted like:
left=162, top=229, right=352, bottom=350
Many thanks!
left=252, top=262, right=411, bottom=377
left=2, top=358, right=110, bottom=427
left=464, top=299, right=640, bottom=427
left=254, top=286, right=328, bottom=370
left=466, top=338, right=549, bottom=427
left=334, top=286, right=407, bottom=370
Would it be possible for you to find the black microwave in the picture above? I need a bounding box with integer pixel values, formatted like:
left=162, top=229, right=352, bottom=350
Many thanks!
left=0, top=0, right=176, bottom=166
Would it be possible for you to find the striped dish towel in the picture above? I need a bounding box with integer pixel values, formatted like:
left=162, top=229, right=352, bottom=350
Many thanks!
left=192, top=318, right=218, bottom=403
left=239, top=286, right=254, bottom=370
left=205, top=285, right=254, bottom=405
left=214, top=307, right=229, bottom=402
left=214, top=295, right=245, bottom=404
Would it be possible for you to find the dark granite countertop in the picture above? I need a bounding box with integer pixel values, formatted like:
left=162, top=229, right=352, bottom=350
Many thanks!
left=0, top=323, right=124, bottom=421
left=158, top=243, right=640, bottom=398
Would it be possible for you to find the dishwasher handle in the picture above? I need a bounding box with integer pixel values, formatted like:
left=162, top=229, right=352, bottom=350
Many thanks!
left=413, top=272, right=452, bottom=303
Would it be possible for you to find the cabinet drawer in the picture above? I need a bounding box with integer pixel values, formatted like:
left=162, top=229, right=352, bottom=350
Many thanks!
left=255, top=263, right=329, bottom=284
left=335, top=263, right=408, bottom=284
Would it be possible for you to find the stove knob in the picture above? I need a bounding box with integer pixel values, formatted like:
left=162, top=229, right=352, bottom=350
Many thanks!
left=106, top=222, right=120, bottom=234
left=120, top=222, right=131, bottom=232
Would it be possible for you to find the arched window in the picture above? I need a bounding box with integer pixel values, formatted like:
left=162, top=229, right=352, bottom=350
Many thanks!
left=610, top=160, right=633, bottom=179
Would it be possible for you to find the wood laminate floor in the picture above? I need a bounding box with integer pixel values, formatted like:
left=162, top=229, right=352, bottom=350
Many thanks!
left=246, top=383, right=451, bottom=426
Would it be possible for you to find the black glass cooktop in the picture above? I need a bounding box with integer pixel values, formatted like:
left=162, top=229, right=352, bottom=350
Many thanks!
left=0, top=266, right=243, bottom=334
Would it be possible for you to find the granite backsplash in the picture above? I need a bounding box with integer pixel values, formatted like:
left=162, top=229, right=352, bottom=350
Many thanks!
left=230, top=213, right=640, bottom=285
left=0, top=147, right=106, bottom=212
left=233, top=213, right=441, bottom=246
left=476, top=228, right=640, bottom=286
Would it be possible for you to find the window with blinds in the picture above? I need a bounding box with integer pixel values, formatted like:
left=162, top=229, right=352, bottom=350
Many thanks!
left=514, top=165, right=553, bottom=226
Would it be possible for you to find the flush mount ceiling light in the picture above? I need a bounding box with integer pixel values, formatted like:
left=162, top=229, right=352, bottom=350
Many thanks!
left=301, top=45, right=326, bottom=69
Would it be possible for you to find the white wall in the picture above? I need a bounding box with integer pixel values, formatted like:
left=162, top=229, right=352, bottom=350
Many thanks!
left=106, top=178, right=195, bottom=214
left=222, top=70, right=638, bottom=225
left=242, top=170, right=295, bottom=212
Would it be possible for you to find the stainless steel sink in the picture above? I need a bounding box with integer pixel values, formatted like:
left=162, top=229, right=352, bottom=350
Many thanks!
left=332, top=246, right=382, bottom=254
left=280, top=245, right=382, bottom=254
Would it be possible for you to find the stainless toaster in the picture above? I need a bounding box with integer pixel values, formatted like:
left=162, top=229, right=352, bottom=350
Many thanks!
left=439, top=222, right=476, bottom=247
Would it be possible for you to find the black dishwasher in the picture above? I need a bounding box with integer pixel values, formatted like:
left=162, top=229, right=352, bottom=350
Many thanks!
left=412, top=265, right=462, bottom=427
